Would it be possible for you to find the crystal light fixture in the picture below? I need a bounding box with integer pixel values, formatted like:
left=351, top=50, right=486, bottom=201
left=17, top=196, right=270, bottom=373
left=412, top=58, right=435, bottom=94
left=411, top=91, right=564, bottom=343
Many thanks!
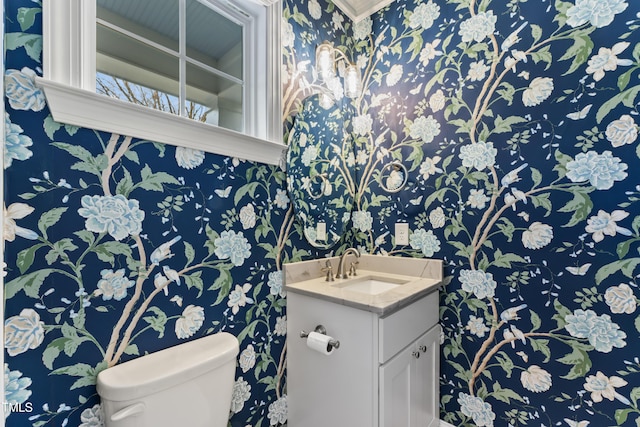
left=315, top=41, right=361, bottom=99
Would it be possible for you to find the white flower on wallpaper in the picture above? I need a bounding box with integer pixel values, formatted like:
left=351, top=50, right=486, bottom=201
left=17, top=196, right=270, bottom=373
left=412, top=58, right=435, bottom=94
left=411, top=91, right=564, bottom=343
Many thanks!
left=429, top=89, right=445, bottom=112
left=564, top=309, right=626, bottom=352
left=466, top=315, right=489, bottom=338
left=4, top=364, right=32, bottom=419
left=419, top=155, right=442, bottom=178
left=4, top=202, right=38, bottom=242
left=353, top=17, right=372, bottom=41
left=586, top=42, right=633, bottom=82
left=419, top=39, right=442, bottom=67
left=583, top=371, right=630, bottom=404
left=429, top=207, right=445, bottom=229
left=228, top=283, right=254, bottom=314
left=605, top=283, right=637, bottom=314
left=240, top=204, right=257, bottom=229
left=95, top=269, right=135, bottom=301
left=274, top=189, right=290, bottom=209
left=281, top=18, right=294, bottom=48
left=307, top=0, right=321, bottom=20
left=457, top=392, right=496, bottom=427
left=301, top=145, right=319, bottom=166
left=566, top=0, right=628, bottom=28
left=231, top=377, right=252, bottom=414
left=268, top=271, right=285, bottom=298
left=468, top=60, right=490, bottom=81
left=4, top=67, right=46, bottom=112
left=174, top=305, right=205, bottom=339
left=386, top=64, right=403, bottom=87
left=267, top=395, right=288, bottom=426
left=409, top=115, right=441, bottom=143
left=460, top=269, right=497, bottom=299
left=585, top=210, right=631, bottom=242
left=522, top=77, right=554, bottom=106
left=408, top=1, right=440, bottom=30
left=352, top=210, right=373, bottom=232
left=239, top=344, right=257, bottom=373
left=409, top=229, right=441, bottom=256
left=459, top=11, right=497, bottom=43
left=5, top=309, right=45, bottom=357
left=606, top=114, right=638, bottom=147
left=4, top=112, right=33, bottom=169
left=521, top=222, right=553, bottom=250
left=565, top=151, right=628, bottom=190
left=78, top=404, right=104, bottom=427
left=459, top=141, right=497, bottom=171
left=520, top=365, right=553, bottom=393
left=78, top=194, right=145, bottom=241
left=467, top=189, right=490, bottom=209
left=353, top=114, right=373, bottom=136
left=274, top=316, right=287, bottom=336
left=175, top=146, right=205, bottom=169
left=214, top=230, right=251, bottom=266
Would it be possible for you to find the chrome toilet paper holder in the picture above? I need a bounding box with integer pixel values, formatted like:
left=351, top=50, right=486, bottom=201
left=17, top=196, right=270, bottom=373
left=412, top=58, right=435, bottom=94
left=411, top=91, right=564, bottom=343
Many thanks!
left=300, top=325, right=340, bottom=350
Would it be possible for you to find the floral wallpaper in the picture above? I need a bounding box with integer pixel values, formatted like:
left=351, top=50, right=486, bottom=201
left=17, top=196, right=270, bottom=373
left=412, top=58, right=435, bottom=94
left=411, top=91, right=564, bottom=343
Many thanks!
left=5, top=0, right=640, bottom=426
left=285, top=0, right=640, bottom=426
left=3, top=0, right=330, bottom=425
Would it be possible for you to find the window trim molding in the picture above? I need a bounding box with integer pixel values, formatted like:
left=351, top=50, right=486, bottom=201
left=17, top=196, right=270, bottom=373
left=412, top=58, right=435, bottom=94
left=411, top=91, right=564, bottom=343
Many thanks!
left=40, top=0, right=285, bottom=166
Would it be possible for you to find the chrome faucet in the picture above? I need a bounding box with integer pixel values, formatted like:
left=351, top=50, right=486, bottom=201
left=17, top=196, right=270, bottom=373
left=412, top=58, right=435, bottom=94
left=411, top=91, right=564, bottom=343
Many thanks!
left=336, top=247, right=360, bottom=279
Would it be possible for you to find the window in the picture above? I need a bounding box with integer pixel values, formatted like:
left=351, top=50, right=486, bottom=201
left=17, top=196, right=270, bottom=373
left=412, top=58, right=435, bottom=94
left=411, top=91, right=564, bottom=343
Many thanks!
left=38, top=0, right=284, bottom=165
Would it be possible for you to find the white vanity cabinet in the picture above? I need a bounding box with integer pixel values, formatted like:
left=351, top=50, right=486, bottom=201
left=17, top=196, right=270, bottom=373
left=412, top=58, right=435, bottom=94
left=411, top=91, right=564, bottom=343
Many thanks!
left=287, top=288, right=440, bottom=427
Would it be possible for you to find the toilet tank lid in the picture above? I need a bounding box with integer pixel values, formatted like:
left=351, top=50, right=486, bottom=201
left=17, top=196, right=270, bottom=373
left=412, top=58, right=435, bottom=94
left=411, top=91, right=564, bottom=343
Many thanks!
left=97, top=332, right=239, bottom=401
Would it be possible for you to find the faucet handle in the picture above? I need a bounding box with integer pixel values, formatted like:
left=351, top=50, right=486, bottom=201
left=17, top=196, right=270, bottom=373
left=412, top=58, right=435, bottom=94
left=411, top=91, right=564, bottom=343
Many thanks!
left=348, top=261, right=359, bottom=277
left=321, top=260, right=334, bottom=282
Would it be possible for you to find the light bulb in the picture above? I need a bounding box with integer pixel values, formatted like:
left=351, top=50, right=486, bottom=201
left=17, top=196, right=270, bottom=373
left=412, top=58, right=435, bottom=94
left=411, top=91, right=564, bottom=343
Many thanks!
left=316, top=42, right=335, bottom=82
left=344, top=64, right=361, bottom=99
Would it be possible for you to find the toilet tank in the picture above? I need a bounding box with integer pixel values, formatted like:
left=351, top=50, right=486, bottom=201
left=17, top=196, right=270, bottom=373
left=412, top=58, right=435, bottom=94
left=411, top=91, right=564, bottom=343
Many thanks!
left=97, top=332, right=239, bottom=427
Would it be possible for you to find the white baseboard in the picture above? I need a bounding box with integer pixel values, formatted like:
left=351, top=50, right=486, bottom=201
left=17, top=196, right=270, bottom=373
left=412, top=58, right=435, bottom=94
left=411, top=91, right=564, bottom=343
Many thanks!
left=440, top=421, right=455, bottom=427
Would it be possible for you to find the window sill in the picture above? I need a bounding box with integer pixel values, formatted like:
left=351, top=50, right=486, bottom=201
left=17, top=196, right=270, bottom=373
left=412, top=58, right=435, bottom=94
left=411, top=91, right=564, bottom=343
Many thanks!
left=36, top=77, right=287, bottom=166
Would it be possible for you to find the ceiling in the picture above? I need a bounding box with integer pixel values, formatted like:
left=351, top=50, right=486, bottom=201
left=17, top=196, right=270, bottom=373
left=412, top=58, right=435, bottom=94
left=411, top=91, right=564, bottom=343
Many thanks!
left=332, top=0, right=396, bottom=22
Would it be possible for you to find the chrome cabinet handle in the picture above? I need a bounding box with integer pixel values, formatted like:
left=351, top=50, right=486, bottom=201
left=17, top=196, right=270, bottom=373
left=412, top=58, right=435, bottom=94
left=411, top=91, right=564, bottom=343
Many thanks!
left=412, top=351, right=420, bottom=359
left=419, top=345, right=427, bottom=352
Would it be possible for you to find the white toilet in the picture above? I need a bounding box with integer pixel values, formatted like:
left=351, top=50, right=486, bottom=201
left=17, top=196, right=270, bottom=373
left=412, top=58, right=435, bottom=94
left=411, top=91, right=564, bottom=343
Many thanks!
left=97, top=332, right=239, bottom=427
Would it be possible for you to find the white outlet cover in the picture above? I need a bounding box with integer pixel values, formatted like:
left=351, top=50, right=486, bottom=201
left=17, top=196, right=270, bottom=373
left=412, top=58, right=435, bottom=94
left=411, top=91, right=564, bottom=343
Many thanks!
left=395, top=223, right=409, bottom=245
left=317, top=222, right=327, bottom=240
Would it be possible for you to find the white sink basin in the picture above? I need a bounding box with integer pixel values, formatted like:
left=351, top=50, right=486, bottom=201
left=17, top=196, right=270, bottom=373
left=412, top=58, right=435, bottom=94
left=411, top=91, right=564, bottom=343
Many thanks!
left=333, top=276, right=410, bottom=295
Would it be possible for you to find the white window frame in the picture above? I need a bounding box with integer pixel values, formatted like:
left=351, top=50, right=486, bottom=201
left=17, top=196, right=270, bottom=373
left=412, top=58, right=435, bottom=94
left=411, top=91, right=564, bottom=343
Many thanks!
left=37, top=0, right=285, bottom=166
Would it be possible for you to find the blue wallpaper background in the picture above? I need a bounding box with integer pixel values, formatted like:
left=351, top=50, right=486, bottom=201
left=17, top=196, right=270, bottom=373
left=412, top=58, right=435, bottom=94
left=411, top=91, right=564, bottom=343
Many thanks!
left=4, top=0, right=640, bottom=426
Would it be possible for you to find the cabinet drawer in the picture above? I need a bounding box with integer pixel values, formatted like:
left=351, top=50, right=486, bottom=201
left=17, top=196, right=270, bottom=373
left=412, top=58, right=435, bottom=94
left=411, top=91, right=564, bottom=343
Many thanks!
left=379, top=291, right=439, bottom=363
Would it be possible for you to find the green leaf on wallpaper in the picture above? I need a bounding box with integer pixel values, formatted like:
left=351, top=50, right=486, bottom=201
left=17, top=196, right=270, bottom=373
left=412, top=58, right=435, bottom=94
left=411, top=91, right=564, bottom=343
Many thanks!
left=184, top=271, right=204, bottom=297
left=143, top=306, right=168, bottom=338
left=184, top=241, right=196, bottom=265
left=558, top=190, right=592, bottom=227
left=558, top=347, right=592, bottom=380
left=17, top=7, right=41, bottom=31
left=595, top=258, right=640, bottom=285
left=492, top=250, right=526, bottom=268
left=116, top=167, right=135, bottom=197
left=44, top=115, right=62, bottom=140
left=530, top=338, right=551, bottom=362
left=496, top=352, right=514, bottom=378
left=530, top=310, right=542, bottom=331
left=16, top=243, right=46, bottom=274
left=45, top=238, right=79, bottom=265
left=617, top=238, right=639, bottom=259
left=531, top=45, right=553, bottom=70
left=615, top=408, right=633, bottom=425
left=559, top=30, right=594, bottom=75
left=5, top=32, right=42, bottom=62
left=492, top=115, right=528, bottom=134
left=5, top=268, right=55, bottom=299
left=408, top=33, right=423, bottom=61
left=139, top=164, right=180, bottom=192
left=38, top=207, right=68, bottom=239
left=491, top=383, right=524, bottom=404
left=617, top=68, right=636, bottom=92
left=235, top=182, right=260, bottom=205
left=496, top=82, right=516, bottom=105
left=552, top=299, right=571, bottom=329
left=596, top=85, right=640, bottom=123
left=531, top=24, right=543, bottom=44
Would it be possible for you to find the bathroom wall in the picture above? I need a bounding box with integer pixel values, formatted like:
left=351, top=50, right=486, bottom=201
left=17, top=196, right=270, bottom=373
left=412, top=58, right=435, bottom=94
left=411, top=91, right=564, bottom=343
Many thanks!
left=3, top=0, right=336, bottom=425
left=285, top=0, right=640, bottom=426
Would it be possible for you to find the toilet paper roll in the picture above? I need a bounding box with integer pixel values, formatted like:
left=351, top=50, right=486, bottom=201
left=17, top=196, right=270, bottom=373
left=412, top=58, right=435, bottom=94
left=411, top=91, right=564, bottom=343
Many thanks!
left=306, top=331, right=335, bottom=356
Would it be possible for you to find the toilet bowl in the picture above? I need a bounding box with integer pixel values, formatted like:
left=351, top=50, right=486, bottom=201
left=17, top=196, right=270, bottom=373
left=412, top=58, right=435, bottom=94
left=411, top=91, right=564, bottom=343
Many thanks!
left=97, top=332, right=239, bottom=427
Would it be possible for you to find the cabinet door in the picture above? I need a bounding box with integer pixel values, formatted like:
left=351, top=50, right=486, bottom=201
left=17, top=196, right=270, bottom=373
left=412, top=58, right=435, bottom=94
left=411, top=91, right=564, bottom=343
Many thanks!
left=380, top=325, right=440, bottom=427
left=412, top=326, right=440, bottom=427
left=380, top=343, right=415, bottom=427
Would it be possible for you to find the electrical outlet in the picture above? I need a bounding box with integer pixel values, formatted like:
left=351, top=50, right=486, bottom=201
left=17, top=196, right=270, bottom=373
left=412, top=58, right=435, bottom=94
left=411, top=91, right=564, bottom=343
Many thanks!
left=316, top=222, right=327, bottom=241
left=395, top=223, right=409, bottom=245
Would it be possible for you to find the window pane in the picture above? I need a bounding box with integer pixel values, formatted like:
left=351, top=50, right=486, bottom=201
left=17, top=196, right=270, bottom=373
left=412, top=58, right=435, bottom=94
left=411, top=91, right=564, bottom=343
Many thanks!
left=97, top=24, right=180, bottom=116
left=97, top=0, right=179, bottom=51
left=186, top=0, right=243, bottom=81
left=186, top=62, right=243, bottom=132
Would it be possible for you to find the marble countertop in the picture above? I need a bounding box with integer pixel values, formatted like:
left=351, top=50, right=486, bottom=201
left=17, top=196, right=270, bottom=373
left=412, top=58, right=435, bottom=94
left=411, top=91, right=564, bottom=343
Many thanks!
left=283, top=255, right=443, bottom=316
